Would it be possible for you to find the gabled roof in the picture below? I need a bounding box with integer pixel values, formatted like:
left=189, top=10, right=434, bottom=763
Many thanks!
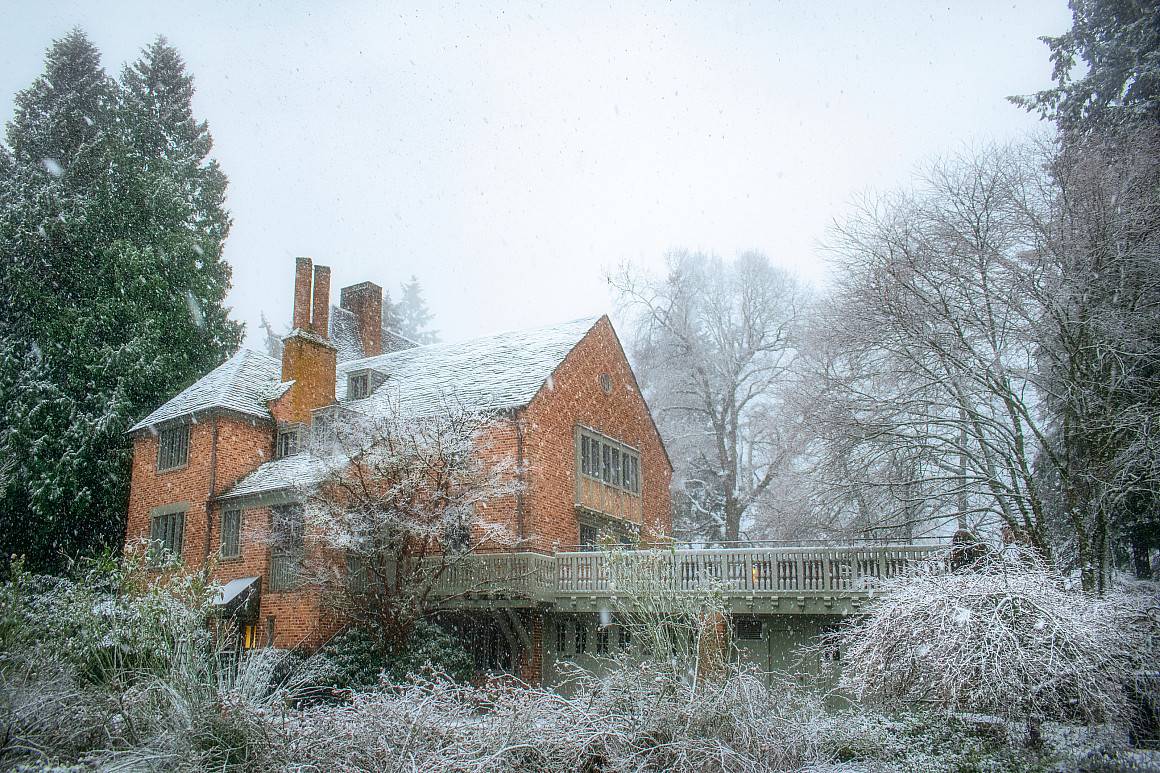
left=214, top=316, right=602, bottom=500
left=129, top=349, right=284, bottom=433
left=338, top=316, right=601, bottom=417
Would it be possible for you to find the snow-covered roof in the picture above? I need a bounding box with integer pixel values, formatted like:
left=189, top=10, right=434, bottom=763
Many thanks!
left=216, top=452, right=332, bottom=501
left=189, top=316, right=601, bottom=501
left=338, top=316, right=600, bottom=417
left=329, top=304, right=418, bottom=361
left=129, top=349, right=284, bottom=433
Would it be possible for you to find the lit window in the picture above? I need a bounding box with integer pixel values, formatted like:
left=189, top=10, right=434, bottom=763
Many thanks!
left=220, top=509, right=242, bottom=558
left=157, top=424, right=190, bottom=471
left=596, top=627, right=610, bottom=655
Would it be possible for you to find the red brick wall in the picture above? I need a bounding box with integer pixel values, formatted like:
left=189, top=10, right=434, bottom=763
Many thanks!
left=518, top=316, right=672, bottom=551
left=124, top=414, right=274, bottom=570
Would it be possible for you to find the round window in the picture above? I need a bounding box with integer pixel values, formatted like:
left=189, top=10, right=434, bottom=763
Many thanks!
left=599, top=372, right=612, bottom=394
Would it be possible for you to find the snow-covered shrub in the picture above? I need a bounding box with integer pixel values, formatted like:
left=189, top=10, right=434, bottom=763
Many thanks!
left=603, top=544, right=730, bottom=690
left=309, top=621, right=475, bottom=690
left=287, top=664, right=898, bottom=773
left=833, top=545, right=1160, bottom=741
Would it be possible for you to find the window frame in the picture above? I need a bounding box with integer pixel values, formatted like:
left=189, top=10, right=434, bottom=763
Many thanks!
left=149, top=503, right=188, bottom=563
left=156, top=423, right=191, bottom=472
left=576, top=426, right=641, bottom=495
left=220, top=508, right=242, bottom=559
left=348, top=371, right=369, bottom=400
left=269, top=503, right=305, bottom=592
left=276, top=423, right=305, bottom=459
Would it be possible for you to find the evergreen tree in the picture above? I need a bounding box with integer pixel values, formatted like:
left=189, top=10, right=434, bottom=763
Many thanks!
left=392, top=276, right=439, bottom=344
left=381, top=289, right=406, bottom=340
left=0, top=31, right=241, bottom=573
left=1013, top=0, right=1160, bottom=130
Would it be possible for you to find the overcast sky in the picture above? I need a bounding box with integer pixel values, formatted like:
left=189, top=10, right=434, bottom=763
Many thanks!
left=2, top=1, right=1074, bottom=346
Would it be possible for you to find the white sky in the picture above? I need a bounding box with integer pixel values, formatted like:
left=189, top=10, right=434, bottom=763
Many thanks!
left=2, top=1, right=1074, bottom=345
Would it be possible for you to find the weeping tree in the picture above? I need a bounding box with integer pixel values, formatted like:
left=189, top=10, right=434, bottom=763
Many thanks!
left=834, top=545, right=1160, bottom=745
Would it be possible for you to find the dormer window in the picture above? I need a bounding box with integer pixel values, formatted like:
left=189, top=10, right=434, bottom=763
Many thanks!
left=346, top=368, right=387, bottom=401
left=276, top=423, right=306, bottom=459
left=310, top=406, right=360, bottom=456
left=348, top=372, right=369, bottom=400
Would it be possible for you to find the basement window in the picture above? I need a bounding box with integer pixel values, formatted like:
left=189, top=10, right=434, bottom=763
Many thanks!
left=157, top=424, right=190, bottom=472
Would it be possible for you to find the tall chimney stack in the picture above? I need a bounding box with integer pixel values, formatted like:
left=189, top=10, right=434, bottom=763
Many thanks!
left=292, top=257, right=312, bottom=331
left=273, top=259, right=337, bottom=425
left=311, top=265, right=331, bottom=339
left=339, top=281, right=383, bottom=358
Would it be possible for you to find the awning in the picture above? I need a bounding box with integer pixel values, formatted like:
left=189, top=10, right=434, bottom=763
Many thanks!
left=211, top=576, right=261, bottom=618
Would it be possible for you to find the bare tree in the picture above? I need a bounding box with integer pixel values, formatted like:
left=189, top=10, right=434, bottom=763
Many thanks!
left=609, top=251, right=806, bottom=543
left=814, top=132, right=1160, bottom=589
left=816, top=145, right=1056, bottom=556
left=297, top=399, right=519, bottom=649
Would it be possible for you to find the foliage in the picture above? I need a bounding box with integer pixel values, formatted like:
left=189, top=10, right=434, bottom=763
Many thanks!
left=286, top=666, right=899, bottom=773
left=388, top=274, right=440, bottom=344
left=0, top=30, right=241, bottom=573
left=310, top=621, right=475, bottom=689
left=0, top=550, right=299, bottom=771
left=833, top=544, right=1160, bottom=739
left=1013, top=0, right=1160, bottom=131
left=610, top=250, right=807, bottom=542
left=301, top=398, right=519, bottom=649
left=602, top=544, right=730, bottom=693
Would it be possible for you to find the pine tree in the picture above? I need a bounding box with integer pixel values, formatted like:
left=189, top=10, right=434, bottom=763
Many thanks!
left=392, top=276, right=439, bottom=344
left=0, top=31, right=241, bottom=573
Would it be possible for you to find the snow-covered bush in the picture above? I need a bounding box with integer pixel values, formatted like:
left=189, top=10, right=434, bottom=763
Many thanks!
left=833, top=545, right=1160, bottom=741
left=0, top=552, right=296, bottom=771
left=287, top=665, right=898, bottom=773
left=306, top=621, right=475, bottom=691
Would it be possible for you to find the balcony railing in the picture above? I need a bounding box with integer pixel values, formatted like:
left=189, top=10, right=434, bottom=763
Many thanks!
left=429, top=544, right=945, bottom=606
left=428, top=552, right=559, bottom=602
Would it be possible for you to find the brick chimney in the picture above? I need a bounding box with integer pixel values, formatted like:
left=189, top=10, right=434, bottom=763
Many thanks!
left=311, top=265, right=331, bottom=338
left=272, top=258, right=337, bottom=425
left=292, top=257, right=312, bottom=331
left=339, top=281, right=383, bottom=358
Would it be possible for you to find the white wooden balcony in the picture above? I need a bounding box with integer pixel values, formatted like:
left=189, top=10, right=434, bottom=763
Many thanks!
left=433, top=543, right=946, bottom=615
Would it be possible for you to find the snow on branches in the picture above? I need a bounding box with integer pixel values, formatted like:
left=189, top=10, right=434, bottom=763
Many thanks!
left=834, top=545, right=1160, bottom=737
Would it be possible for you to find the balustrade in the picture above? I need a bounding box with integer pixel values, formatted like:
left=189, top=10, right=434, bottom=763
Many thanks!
left=426, top=544, right=944, bottom=602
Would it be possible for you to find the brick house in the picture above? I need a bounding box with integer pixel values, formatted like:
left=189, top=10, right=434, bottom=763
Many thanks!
left=123, top=258, right=672, bottom=682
